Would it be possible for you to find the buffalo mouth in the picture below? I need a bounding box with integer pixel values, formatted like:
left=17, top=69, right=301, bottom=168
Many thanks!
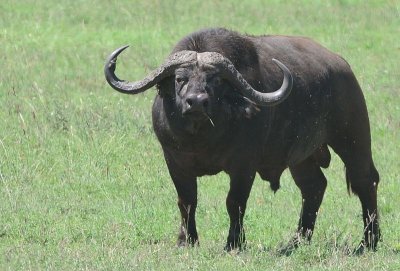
left=182, top=110, right=215, bottom=128
left=183, top=110, right=208, bottom=120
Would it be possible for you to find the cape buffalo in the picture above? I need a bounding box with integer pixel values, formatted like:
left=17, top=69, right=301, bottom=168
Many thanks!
left=104, top=28, right=380, bottom=253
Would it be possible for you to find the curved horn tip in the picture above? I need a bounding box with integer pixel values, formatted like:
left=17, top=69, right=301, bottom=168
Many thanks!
left=105, top=45, right=130, bottom=73
left=271, top=58, right=285, bottom=67
left=271, top=58, right=293, bottom=82
left=111, top=45, right=130, bottom=59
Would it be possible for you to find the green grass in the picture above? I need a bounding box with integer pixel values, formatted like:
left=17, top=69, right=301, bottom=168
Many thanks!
left=1, top=0, right=399, bottom=270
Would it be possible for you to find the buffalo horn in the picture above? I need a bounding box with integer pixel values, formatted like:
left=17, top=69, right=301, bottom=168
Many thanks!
left=105, top=47, right=293, bottom=106
left=104, top=46, right=197, bottom=94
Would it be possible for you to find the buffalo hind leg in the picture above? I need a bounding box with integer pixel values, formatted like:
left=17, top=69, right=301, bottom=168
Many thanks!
left=225, top=170, right=256, bottom=251
left=332, top=146, right=380, bottom=253
left=329, top=124, right=380, bottom=252
left=348, top=163, right=380, bottom=253
left=282, top=157, right=327, bottom=255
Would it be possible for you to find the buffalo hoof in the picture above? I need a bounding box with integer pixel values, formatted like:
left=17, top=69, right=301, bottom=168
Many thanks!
left=352, top=240, right=378, bottom=255
left=224, top=235, right=246, bottom=252
left=224, top=242, right=245, bottom=252
left=177, top=239, right=199, bottom=248
left=352, top=242, right=366, bottom=256
left=177, top=233, right=199, bottom=248
left=278, top=241, right=299, bottom=256
left=277, top=234, right=307, bottom=256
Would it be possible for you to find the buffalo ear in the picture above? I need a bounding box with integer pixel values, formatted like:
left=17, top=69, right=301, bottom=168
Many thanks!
left=241, top=97, right=260, bottom=119
left=226, top=92, right=260, bottom=119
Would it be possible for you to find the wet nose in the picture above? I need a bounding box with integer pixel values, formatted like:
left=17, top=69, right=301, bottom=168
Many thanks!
left=185, top=93, right=209, bottom=112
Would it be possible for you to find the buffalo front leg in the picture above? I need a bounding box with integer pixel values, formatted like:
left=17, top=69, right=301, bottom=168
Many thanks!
left=225, top=170, right=256, bottom=251
left=173, top=175, right=198, bottom=247
left=283, top=157, right=327, bottom=254
left=164, top=153, right=199, bottom=247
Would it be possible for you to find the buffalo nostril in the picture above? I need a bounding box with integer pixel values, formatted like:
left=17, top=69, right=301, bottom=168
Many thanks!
left=185, top=94, right=208, bottom=112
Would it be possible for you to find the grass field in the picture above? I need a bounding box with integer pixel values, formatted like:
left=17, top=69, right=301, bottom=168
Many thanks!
left=1, top=0, right=399, bottom=270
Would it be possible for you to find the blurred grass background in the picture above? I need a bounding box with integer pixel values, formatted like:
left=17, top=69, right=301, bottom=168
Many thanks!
left=0, top=0, right=399, bottom=270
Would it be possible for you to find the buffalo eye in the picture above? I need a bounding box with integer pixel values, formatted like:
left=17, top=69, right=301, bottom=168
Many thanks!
left=175, top=76, right=187, bottom=84
left=208, top=74, right=222, bottom=86
left=213, top=76, right=222, bottom=86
